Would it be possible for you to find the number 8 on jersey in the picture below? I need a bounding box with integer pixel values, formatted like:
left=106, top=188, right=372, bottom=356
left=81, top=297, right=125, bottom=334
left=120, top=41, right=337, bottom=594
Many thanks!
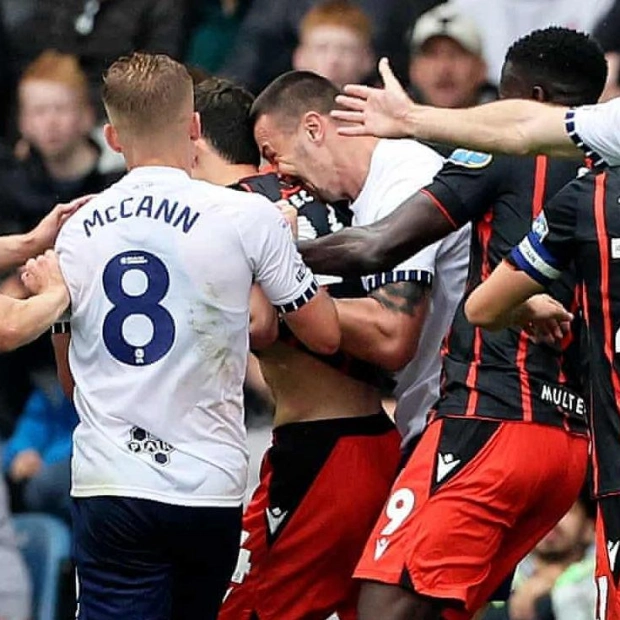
left=102, top=250, right=176, bottom=366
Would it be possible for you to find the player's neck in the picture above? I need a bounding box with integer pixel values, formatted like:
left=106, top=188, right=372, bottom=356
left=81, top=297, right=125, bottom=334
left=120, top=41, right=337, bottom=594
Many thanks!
left=338, top=136, right=378, bottom=200
left=126, top=156, right=191, bottom=175
left=198, top=160, right=259, bottom=186
left=123, top=141, right=193, bottom=175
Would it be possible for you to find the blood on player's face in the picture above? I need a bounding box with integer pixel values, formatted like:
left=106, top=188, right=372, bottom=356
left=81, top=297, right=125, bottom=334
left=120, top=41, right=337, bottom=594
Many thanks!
left=254, top=113, right=344, bottom=203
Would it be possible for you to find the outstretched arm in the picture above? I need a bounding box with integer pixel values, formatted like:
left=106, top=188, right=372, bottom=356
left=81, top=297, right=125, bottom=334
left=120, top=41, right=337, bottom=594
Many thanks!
left=299, top=190, right=455, bottom=276
left=332, top=58, right=580, bottom=160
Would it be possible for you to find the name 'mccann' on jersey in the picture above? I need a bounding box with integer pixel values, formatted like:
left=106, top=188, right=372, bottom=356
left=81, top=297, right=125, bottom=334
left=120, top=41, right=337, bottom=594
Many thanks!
left=55, top=167, right=319, bottom=507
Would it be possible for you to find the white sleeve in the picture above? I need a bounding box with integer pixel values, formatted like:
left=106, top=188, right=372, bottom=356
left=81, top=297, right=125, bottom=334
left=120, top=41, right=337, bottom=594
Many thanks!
left=237, top=197, right=318, bottom=314
left=54, top=220, right=82, bottom=312
left=565, top=100, right=620, bottom=167
left=359, top=144, right=443, bottom=292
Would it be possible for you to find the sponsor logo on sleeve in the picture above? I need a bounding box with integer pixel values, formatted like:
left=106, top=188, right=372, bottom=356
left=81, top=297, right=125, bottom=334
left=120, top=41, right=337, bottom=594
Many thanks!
left=531, top=212, right=549, bottom=242
left=448, top=149, right=493, bottom=169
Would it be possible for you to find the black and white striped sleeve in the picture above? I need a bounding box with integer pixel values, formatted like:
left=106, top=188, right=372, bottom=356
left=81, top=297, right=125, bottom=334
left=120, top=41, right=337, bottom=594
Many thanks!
left=565, top=101, right=620, bottom=167
left=362, top=243, right=438, bottom=293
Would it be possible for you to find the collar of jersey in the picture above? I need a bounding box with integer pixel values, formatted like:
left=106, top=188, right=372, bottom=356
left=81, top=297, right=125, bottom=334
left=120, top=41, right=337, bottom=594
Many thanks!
left=124, top=166, right=191, bottom=181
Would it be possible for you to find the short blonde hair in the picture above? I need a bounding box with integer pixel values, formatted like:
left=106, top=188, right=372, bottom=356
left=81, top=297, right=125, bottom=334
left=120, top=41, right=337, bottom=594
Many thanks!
left=20, top=50, right=89, bottom=103
left=299, top=0, right=372, bottom=45
left=102, top=52, right=193, bottom=134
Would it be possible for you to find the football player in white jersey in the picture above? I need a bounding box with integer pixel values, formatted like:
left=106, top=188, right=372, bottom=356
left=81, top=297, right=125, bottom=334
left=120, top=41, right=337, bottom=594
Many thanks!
left=50, top=53, right=339, bottom=620
left=221, top=70, right=469, bottom=620
left=251, top=71, right=470, bottom=453
left=193, top=76, right=403, bottom=620
left=330, top=55, right=615, bottom=166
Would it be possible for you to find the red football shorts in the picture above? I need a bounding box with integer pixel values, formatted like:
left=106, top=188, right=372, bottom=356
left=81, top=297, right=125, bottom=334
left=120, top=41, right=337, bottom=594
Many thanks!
left=595, top=495, right=620, bottom=620
left=218, top=412, right=401, bottom=620
left=355, top=417, right=588, bottom=619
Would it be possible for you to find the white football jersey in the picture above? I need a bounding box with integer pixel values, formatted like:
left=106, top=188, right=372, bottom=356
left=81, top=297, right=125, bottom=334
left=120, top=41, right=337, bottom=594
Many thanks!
left=352, top=139, right=469, bottom=445
left=565, top=100, right=620, bottom=167
left=56, top=166, right=317, bottom=507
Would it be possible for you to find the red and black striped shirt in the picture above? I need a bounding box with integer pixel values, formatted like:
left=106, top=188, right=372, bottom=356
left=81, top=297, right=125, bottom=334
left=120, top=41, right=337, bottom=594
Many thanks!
left=423, top=150, right=588, bottom=435
left=510, top=168, right=620, bottom=496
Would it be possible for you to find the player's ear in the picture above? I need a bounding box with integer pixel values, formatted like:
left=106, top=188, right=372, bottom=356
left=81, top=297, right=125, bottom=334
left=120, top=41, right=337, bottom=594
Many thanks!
left=302, top=112, right=325, bottom=144
left=103, top=123, right=122, bottom=153
left=190, top=112, right=201, bottom=142
left=193, top=137, right=211, bottom=168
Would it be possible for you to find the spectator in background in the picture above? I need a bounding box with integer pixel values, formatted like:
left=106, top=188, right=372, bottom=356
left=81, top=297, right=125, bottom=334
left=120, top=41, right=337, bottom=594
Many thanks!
left=292, top=0, right=374, bottom=89
left=2, top=51, right=122, bottom=234
left=485, top=488, right=596, bottom=620
left=1, top=0, right=185, bottom=123
left=593, top=0, right=620, bottom=100
left=220, top=0, right=443, bottom=94
left=3, top=386, right=77, bottom=524
left=0, top=51, right=121, bottom=442
left=0, top=467, right=31, bottom=620
left=0, top=4, right=15, bottom=138
left=184, top=0, right=252, bottom=75
left=451, top=0, right=614, bottom=85
left=408, top=2, right=496, bottom=109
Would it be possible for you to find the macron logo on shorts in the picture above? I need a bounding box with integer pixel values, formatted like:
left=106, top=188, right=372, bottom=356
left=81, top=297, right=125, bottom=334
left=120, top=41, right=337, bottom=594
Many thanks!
left=375, top=537, right=389, bottom=560
left=436, top=453, right=461, bottom=483
left=608, top=540, right=620, bottom=571
left=266, top=507, right=288, bottom=536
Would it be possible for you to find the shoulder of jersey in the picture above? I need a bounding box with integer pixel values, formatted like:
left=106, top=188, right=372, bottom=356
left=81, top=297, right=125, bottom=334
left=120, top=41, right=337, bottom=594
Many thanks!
left=447, top=148, right=493, bottom=169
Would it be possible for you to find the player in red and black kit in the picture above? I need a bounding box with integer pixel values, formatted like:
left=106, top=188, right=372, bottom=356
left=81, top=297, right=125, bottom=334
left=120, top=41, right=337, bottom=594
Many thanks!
left=299, top=28, right=605, bottom=620
left=466, top=166, right=620, bottom=620
left=191, top=77, right=418, bottom=620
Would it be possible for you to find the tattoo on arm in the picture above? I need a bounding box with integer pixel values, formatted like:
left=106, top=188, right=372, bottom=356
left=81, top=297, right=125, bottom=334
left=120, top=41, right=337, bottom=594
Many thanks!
left=369, top=281, right=431, bottom=315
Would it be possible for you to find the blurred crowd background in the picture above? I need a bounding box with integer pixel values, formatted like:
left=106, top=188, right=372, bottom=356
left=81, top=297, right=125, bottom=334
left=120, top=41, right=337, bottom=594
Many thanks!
left=0, top=1, right=617, bottom=619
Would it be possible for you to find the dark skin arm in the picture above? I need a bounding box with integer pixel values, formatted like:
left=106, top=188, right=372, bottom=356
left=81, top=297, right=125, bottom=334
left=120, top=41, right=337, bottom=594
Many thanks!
left=298, top=192, right=455, bottom=276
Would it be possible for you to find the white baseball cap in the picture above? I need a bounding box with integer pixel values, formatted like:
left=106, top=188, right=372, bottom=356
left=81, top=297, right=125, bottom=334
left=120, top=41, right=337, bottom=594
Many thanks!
left=410, top=2, right=483, bottom=56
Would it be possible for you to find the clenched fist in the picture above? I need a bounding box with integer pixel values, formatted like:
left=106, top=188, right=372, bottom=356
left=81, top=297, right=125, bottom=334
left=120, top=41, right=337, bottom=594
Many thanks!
left=21, top=250, right=69, bottom=303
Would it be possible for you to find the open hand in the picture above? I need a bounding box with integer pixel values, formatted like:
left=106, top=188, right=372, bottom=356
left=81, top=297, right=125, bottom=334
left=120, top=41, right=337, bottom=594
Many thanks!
left=331, top=58, right=416, bottom=138
left=30, top=194, right=96, bottom=251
